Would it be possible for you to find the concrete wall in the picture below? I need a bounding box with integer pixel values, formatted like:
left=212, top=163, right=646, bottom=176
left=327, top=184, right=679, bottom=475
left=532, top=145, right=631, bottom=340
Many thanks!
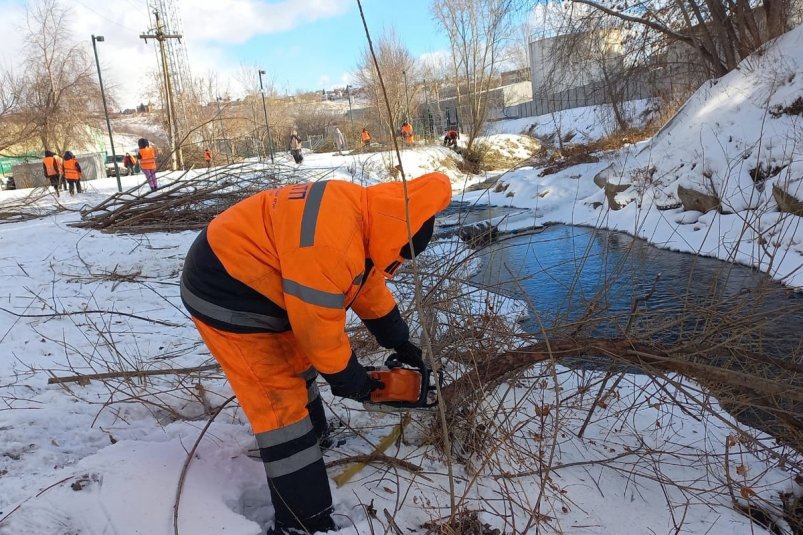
left=530, top=29, right=624, bottom=96
left=12, top=153, right=104, bottom=189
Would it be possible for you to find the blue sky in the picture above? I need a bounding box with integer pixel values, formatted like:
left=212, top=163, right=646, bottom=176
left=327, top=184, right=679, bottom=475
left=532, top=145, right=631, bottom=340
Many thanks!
left=232, top=0, right=452, bottom=95
left=1, top=0, right=528, bottom=108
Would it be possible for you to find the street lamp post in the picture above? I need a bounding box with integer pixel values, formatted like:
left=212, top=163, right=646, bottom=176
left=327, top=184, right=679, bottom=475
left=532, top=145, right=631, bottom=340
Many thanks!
left=258, top=69, right=274, bottom=163
left=91, top=35, right=121, bottom=192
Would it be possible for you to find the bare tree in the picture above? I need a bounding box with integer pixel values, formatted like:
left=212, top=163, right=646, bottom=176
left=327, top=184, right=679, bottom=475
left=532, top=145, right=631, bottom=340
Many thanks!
left=18, top=0, right=103, bottom=154
left=432, top=0, right=520, bottom=151
left=355, top=29, right=419, bottom=139
left=0, top=70, right=36, bottom=154
left=567, top=0, right=795, bottom=78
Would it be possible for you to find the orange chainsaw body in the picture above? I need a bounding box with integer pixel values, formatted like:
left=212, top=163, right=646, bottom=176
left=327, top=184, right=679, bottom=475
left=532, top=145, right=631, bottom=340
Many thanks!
left=368, top=368, right=423, bottom=404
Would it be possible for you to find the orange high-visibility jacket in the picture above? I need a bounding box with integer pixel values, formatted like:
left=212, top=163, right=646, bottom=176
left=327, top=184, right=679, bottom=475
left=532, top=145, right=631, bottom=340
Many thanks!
left=63, top=159, right=81, bottom=180
left=43, top=156, right=62, bottom=177
left=182, top=173, right=452, bottom=375
left=139, top=146, right=156, bottom=170
left=203, top=150, right=211, bottom=161
left=361, top=130, right=371, bottom=142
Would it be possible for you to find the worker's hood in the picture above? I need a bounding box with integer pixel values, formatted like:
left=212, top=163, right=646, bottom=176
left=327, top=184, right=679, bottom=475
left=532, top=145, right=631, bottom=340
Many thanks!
left=364, top=172, right=452, bottom=278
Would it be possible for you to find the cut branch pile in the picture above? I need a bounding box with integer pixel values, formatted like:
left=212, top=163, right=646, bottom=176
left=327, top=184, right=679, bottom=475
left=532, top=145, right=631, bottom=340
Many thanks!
left=72, top=162, right=341, bottom=234
left=0, top=187, right=65, bottom=224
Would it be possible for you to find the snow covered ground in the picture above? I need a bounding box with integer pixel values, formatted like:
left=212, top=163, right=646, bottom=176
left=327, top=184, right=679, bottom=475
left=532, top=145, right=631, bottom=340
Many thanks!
left=2, top=25, right=803, bottom=535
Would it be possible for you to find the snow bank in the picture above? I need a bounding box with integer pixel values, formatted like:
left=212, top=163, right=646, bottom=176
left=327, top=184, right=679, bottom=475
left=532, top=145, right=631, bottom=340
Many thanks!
left=597, top=26, right=803, bottom=214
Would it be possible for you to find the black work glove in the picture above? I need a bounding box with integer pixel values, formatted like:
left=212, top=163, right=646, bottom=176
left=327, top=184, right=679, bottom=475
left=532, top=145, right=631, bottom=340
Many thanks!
left=385, top=340, right=425, bottom=370
left=320, top=352, right=384, bottom=402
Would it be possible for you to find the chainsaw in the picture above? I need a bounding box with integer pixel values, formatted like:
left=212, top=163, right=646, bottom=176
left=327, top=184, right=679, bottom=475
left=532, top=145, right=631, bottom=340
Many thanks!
left=365, top=364, right=440, bottom=409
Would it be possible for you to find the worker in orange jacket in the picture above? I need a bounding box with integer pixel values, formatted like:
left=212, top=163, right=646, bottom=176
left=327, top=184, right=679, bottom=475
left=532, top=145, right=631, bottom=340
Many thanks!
left=400, top=121, right=414, bottom=145
left=203, top=148, right=212, bottom=168
left=42, top=150, right=63, bottom=197
left=62, top=151, right=82, bottom=195
left=137, top=138, right=158, bottom=191
left=361, top=128, right=371, bottom=146
left=181, top=172, right=452, bottom=534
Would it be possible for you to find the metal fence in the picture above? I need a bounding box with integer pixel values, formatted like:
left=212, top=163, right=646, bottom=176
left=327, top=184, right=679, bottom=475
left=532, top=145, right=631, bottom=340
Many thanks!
left=503, top=65, right=708, bottom=119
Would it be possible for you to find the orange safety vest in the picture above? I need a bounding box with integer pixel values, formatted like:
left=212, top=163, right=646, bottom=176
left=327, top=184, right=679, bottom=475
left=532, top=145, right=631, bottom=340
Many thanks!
left=204, top=150, right=211, bottom=161
left=43, top=156, right=61, bottom=176
left=361, top=131, right=371, bottom=142
left=191, top=173, right=451, bottom=375
left=401, top=123, right=414, bottom=143
left=139, top=146, right=156, bottom=170
left=63, top=159, right=81, bottom=180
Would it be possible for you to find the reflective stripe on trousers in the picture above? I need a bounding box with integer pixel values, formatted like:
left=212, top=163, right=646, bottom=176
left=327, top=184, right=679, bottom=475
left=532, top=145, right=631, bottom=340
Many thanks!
left=256, top=416, right=322, bottom=478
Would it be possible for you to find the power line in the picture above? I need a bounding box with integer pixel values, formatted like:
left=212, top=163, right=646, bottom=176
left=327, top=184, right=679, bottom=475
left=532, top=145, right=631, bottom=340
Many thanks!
left=73, top=0, right=141, bottom=33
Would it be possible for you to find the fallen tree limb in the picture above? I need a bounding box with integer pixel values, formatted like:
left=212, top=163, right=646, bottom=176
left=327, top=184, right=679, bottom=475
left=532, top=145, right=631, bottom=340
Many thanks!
left=443, top=338, right=803, bottom=404
left=326, top=452, right=426, bottom=478
left=47, top=363, right=221, bottom=385
left=0, top=306, right=180, bottom=327
left=442, top=337, right=803, bottom=452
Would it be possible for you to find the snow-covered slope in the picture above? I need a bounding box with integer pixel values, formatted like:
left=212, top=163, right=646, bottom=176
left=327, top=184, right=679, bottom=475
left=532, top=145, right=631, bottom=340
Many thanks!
left=597, top=25, right=803, bottom=212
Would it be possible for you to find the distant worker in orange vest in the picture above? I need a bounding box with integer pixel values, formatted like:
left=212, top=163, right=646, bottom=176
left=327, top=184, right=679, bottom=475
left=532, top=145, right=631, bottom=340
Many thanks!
left=137, top=138, right=159, bottom=192
left=203, top=148, right=212, bottom=169
left=361, top=128, right=371, bottom=147
left=400, top=121, right=414, bottom=145
left=42, top=150, right=64, bottom=197
left=180, top=173, right=452, bottom=534
left=62, top=151, right=82, bottom=195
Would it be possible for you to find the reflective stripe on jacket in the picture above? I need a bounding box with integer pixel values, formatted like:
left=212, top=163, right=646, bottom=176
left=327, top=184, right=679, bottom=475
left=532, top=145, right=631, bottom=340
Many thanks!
left=181, top=173, right=452, bottom=375
left=139, top=146, right=156, bottom=170
left=63, top=159, right=81, bottom=180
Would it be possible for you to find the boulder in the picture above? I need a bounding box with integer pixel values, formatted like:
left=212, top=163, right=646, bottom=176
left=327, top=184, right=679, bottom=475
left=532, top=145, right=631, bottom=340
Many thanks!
left=677, top=185, right=720, bottom=213
left=773, top=183, right=803, bottom=216
left=593, top=167, right=610, bottom=189
left=604, top=182, right=631, bottom=210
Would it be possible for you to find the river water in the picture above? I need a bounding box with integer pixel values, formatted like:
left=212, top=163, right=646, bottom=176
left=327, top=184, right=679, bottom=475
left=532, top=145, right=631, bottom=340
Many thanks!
left=437, top=199, right=803, bottom=350
left=471, top=224, right=803, bottom=353
left=441, top=203, right=803, bottom=440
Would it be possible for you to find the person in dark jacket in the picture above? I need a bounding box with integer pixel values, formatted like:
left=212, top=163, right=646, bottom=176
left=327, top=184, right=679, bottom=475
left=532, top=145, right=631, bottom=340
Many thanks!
left=443, top=129, right=459, bottom=148
left=289, top=130, right=303, bottom=164
left=123, top=153, right=136, bottom=175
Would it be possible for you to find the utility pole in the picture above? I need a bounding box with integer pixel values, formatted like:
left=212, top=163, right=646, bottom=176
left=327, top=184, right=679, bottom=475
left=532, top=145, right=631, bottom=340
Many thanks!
left=403, top=69, right=410, bottom=119
left=91, top=35, right=121, bottom=193
left=140, top=10, right=183, bottom=171
left=423, top=77, right=430, bottom=141
left=258, top=69, right=274, bottom=163
left=346, top=84, right=355, bottom=138
left=216, top=96, right=231, bottom=164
